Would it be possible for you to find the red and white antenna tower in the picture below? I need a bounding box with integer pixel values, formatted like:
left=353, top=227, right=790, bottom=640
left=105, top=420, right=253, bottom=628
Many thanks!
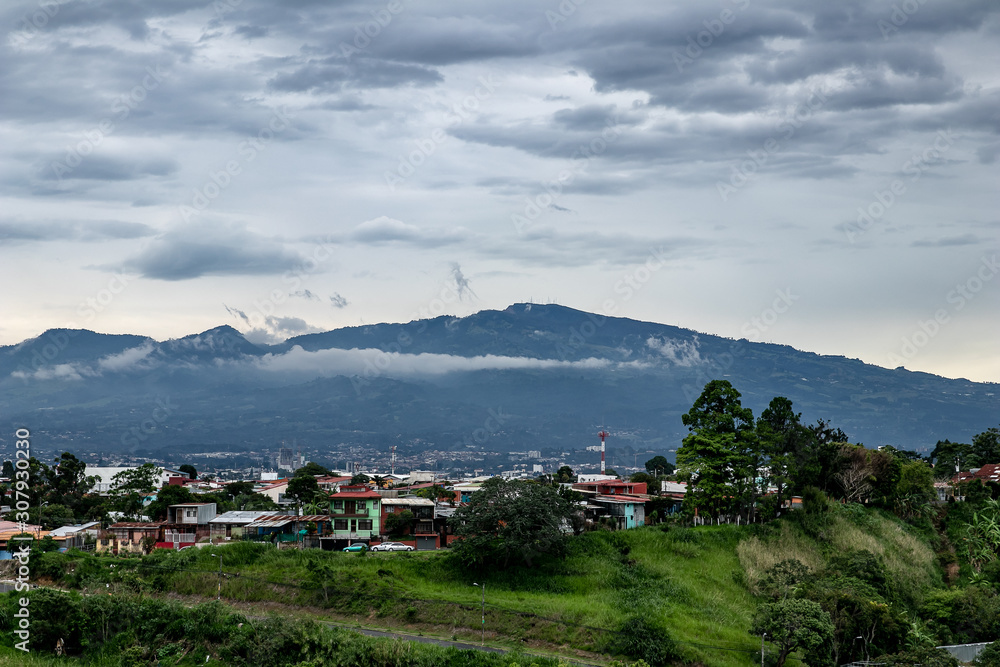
left=391, top=446, right=397, bottom=476
left=598, top=430, right=609, bottom=474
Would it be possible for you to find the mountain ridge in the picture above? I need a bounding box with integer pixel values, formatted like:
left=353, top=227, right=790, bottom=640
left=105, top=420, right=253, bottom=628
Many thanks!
left=1, top=303, right=996, bottom=459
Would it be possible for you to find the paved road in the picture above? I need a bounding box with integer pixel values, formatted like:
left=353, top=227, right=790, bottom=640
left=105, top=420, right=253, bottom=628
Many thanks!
left=321, top=620, right=605, bottom=666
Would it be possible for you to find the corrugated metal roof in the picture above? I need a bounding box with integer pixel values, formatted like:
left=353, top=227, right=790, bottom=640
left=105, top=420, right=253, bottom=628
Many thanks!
left=242, top=514, right=332, bottom=528
left=210, top=510, right=276, bottom=524
left=244, top=517, right=293, bottom=529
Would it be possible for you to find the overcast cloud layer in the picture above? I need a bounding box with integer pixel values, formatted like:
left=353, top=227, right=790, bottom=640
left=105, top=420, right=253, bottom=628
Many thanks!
left=1, top=0, right=998, bottom=381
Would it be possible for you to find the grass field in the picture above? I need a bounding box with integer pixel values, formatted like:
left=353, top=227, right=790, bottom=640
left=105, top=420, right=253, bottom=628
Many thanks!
left=31, top=507, right=945, bottom=666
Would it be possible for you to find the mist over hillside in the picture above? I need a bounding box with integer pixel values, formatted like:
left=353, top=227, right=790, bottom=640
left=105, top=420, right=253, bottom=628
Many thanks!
left=1, top=304, right=996, bottom=460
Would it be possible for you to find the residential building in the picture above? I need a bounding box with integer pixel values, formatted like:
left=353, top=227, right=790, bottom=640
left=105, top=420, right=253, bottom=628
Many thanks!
left=328, top=485, right=381, bottom=547
left=380, top=497, right=438, bottom=549
left=99, top=522, right=164, bottom=554
left=208, top=510, right=276, bottom=541
left=158, top=503, right=217, bottom=548
left=258, top=479, right=292, bottom=505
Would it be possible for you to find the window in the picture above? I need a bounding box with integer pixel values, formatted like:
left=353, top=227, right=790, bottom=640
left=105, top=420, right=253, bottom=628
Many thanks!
left=357, top=501, right=366, bottom=509
left=386, top=506, right=395, bottom=513
left=333, top=500, right=343, bottom=510
left=358, top=520, right=373, bottom=531
left=334, top=519, right=348, bottom=531
left=185, top=509, right=197, bottom=518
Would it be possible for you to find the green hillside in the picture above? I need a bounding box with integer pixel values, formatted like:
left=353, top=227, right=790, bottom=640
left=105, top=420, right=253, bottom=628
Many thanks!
left=13, top=498, right=991, bottom=666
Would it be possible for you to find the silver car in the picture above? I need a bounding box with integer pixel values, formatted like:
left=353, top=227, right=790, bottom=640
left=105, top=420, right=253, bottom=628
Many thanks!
left=370, top=541, right=415, bottom=552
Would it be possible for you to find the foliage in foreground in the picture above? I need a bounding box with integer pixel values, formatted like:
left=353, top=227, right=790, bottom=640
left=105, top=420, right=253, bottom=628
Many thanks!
left=0, top=589, right=566, bottom=667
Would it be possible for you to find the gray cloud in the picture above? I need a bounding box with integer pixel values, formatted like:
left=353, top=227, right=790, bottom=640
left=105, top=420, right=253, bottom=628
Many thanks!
left=120, top=222, right=305, bottom=280
left=0, top=219, right=154, bottom=244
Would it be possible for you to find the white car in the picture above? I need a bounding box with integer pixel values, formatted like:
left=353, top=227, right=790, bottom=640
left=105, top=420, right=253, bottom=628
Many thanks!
left=370, top=541, right=415, bottom=552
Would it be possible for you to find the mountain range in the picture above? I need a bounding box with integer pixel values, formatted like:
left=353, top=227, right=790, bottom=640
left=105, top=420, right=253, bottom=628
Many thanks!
left=1, top=303, right=997, bottom=461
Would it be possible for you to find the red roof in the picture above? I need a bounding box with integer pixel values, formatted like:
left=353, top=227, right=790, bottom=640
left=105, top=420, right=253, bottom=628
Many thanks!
left=332, top=489, right=381, bottom=499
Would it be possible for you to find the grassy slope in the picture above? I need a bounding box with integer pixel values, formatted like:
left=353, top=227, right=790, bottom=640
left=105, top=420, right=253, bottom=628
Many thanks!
left=35, top=506, right=943, bottom=666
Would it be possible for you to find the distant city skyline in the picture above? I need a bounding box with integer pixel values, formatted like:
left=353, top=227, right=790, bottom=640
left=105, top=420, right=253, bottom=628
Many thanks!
left=1, top=1, right=998, bottom=382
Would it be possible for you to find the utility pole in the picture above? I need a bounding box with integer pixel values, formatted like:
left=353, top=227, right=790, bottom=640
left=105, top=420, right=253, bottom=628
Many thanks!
left=761, top=632, right=766, bottom=667
left=473, top=582, right=485, bottom=645
left=211, top=553, right=222, bottom=600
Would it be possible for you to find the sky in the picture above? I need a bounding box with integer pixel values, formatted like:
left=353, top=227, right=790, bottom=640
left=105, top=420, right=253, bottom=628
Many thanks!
left=1, top=0, right=998, bottom=382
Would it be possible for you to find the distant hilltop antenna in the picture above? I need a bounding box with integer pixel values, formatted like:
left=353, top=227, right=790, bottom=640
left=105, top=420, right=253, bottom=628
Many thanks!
left=598, top=430, right=609, bottom=474
left=391, top=446, right=396, bottom=476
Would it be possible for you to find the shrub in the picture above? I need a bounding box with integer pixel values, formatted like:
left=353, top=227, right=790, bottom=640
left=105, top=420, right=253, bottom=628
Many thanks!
left=607, top=616, right=680, bottom=667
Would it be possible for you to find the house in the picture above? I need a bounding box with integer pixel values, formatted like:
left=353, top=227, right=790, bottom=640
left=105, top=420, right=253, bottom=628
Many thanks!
left=258, top=480, right=292, bottom=505
left=327, top=485, right=381, bottom=548
left=99, top=522, right=164, bottom=554
left=240, top=514, right=333, bottom=547
left=380, top=497, right=438, bottom=549
left=48, top=521, right=101, bottom=550
left=317, top=476, right=353, bottom=493
left=452, top=482, right=483, bottom=504
left=0, top=522, right=44, bottom=558
left=156, top=503, right=217, bottom=548
left=573, top=479, right=647, bottom=496
left=572, top=480, right=648, bottom=530
left=592, top=495, right=646, bottom=530
left=208, top=510, right=276, bottom=541
left=954, top=464, right=1000, bottom=485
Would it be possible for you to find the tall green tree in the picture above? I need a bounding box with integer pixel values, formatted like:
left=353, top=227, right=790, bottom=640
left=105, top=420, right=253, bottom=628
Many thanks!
left=676, top=380, right=757, bottom=521
left=750, top=598, right=835, bottom=667
left=555, top=465, right=575, bottom=483
left=286, top=474, right=320, bottom=514
left=145, top=484, right=195, bottom=521
left=449, top=477, right=572, bottom=570
left=973, top=427, right=1000, bottom=466
left=644, top=455, right=674, bottom=476
left=929, top=439, right=973, bottom=477
left=108, top=464, right=161, bottom=521
left=756, top=397, right=810, bottom=509
left=178, top=464, right=197, bottom=479
left=296, top=461, right=331, bottom=477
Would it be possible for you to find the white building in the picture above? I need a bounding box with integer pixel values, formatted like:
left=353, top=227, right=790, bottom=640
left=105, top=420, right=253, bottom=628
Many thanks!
left=84, top=466, right=187, bottom=493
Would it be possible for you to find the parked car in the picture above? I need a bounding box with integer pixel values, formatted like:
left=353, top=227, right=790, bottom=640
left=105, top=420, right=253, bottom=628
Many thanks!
left=342, top=542, right=369, bottom=552
left=370, top=541, right=414, bottom=552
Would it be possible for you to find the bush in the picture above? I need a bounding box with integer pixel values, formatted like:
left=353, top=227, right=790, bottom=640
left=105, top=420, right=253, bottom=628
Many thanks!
left=607, top=616, right=680, bottom=667
left=881, top=646, right=958, bottom=667
left=976, top=640, right=1000, bottom=667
